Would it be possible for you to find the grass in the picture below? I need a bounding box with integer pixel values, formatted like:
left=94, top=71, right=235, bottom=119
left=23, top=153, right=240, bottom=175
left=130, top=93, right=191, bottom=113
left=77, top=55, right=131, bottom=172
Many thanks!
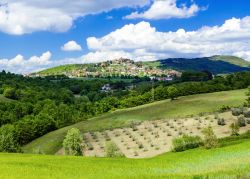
left=23, top=89, right=247, bottom=155
left=2, top=139, right=250, bottom=179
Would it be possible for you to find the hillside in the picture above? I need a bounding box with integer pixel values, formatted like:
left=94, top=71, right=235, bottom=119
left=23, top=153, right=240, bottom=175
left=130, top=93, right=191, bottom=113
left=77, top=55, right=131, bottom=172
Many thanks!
left=31, top=56, right=250, bottom=78
left=211, top=55, right=250, bottom=67
left=32, top=58, right=180, bottom=78
left=2, top=138, right=250, bottom=178
left=159, top=56, right=250, bottom=74
left=23, top=89, right=247, bottom=155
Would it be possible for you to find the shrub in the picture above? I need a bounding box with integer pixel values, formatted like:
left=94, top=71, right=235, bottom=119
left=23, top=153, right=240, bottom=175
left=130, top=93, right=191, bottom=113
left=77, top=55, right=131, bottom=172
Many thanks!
left=219, top=105, right=230, bottom=112
left=63, top=128, right=83, bottom=156
left=230, top=122, right=240, bottom=136
left=243, top=110, right=250, bottom=118
left=238, top=115, right=246, bottom=127
left=86, top=143, right=94, bottom=150
left=130, top=121, right=138, bottom=131
left=232, top=108, right=243, bottom=116
left=172, top=135, right=203, bottom=152
left=105, top=141, right=124, bottom=158
left=217, top=118, right=226, bottom=126
left=247, top=118, right=250, bottom=124
left=202, top=126, right=218, bottom=149
left=138, top=143, right=144, bottom=149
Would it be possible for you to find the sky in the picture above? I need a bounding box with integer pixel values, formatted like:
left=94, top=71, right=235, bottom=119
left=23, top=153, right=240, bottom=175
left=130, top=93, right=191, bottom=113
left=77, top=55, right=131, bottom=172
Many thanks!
left=0, top=0, right=250, bottom=73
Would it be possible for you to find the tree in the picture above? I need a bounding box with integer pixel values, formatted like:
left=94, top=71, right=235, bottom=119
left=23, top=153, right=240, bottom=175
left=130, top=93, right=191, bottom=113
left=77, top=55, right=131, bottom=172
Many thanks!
left=3, top=87, right=17, bottom=99
left=202, top=126, right=218, bottom=149
left=63, top=128, right=83, bottom=156
left=167, top=86, right=179, bottom=100
left=0, top=124, right=21, bottom=153
left=230, top=122, right=240, bottom=136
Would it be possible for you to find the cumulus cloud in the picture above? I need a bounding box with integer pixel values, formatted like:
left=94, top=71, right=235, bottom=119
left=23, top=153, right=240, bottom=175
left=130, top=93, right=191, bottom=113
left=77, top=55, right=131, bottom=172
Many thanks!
left=233, top=51, right=250, bottom=61
left=3, top=16, right=250, bottom=74
left=0, top=0, right=149, bottom=35
left=61, top=41, right=82, bottom=51
left=84, top=16, right=250, bottom=63
left=0, top=51, right=52, bottom=74
left=125, top=0, right=202, bottom=20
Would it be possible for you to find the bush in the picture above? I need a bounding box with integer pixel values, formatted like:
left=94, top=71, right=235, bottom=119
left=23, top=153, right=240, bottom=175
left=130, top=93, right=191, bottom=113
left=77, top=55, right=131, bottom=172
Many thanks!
left=232, top=108, right=243, bottom=116
left=219, top=105, right=230, bottom=112
left=202, top=126, right=218, bottom=149
left=105, top=141, right=124, bottom=157
left=172, top=135, right=203, bottom=152
left=247, top=118, right=250, bottom=124
left=243, top=110, right=250, bottom=118
left=63, top=128, right=83, bottom=156
left=230, top=122, right=240, bottom=136
left=238, top=115, right=246, bottom=127
left=217, top=118, right=226, bottom=126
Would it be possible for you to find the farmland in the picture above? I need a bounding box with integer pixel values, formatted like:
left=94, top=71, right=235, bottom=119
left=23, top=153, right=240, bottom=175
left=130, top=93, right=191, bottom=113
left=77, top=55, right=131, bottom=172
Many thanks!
left=60, top=111, right=250, bottom=158
left=23, top=89, right=247, bottom=155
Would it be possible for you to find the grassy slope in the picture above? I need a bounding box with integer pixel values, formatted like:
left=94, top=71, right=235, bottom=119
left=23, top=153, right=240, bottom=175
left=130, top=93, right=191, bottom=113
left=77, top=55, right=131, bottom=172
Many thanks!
left=23, top=89, right=247, bottom=155
left=211, top=55, right=250, bottom=67
left=2, top=139, right=250, bottom=179
left=36, top=64, right=85, bottom=75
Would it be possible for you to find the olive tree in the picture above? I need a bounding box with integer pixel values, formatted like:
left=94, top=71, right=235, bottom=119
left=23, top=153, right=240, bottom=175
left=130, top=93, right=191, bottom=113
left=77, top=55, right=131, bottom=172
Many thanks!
left=202, top=126, right=218, bottom=149
left=230, top=122, right=240, bottom=136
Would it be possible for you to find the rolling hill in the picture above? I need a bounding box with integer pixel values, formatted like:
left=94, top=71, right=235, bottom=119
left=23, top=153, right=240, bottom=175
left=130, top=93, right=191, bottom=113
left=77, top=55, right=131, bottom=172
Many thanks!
left=159, top=56, right=250, bottom=74
left=23, top=89, right=247, bottom=155
left=211, top=55, right=250, bottom=67
left=31, top=55, right=250, bottom=78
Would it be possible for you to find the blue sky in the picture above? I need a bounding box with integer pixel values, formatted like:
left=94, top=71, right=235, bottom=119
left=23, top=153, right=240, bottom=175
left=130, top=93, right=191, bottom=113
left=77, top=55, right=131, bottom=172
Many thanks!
left=0, top=0, right=250, bottom=73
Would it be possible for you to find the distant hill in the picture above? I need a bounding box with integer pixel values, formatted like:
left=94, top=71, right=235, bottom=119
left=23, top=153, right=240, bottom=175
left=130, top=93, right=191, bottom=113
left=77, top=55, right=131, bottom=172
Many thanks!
left=210, top=55, right=250, bottom=67
left=158, top=56, right=250, bottom=74
left=31, top=56, right=250, bottom=77
left=31, top=58, right=180, bottom=78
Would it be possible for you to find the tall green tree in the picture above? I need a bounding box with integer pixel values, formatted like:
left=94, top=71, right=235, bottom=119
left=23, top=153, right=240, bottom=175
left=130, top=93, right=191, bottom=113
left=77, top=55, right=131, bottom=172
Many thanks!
left=0, top=124, right=21, bottom=153
left=167, top=86, right=179, bottom=100
left=63, top=128, right=83, bottom=156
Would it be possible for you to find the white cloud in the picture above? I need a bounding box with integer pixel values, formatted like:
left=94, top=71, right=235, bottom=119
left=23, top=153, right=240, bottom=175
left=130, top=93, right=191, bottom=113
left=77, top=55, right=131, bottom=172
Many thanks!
left=233, top=51, right=250, bottom=61
left=0, top=0, right=149, bottom=35
left=125, top=0, right=202, bottom=20
left=3, top=16, right=250, bottom=74
left=0, top=51, right=52, bottom=74
left=84, top=16, right=250, bottom=63
left=61, top=41, right=82, bottom=51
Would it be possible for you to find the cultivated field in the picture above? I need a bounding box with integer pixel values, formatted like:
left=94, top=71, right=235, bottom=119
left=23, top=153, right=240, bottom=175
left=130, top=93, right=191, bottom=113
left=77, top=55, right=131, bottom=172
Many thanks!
left=57, top=111, right=250, bottom=158
left=23, top=89, right=247, bottom=155
left=1, top=139, right=250, bottom=178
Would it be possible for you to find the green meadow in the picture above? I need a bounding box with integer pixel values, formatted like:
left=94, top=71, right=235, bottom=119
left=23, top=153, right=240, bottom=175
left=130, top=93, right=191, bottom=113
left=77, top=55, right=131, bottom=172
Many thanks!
left=23, top=89, right=247, bottom=155
left=1, top=138, right=250, bottom=179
